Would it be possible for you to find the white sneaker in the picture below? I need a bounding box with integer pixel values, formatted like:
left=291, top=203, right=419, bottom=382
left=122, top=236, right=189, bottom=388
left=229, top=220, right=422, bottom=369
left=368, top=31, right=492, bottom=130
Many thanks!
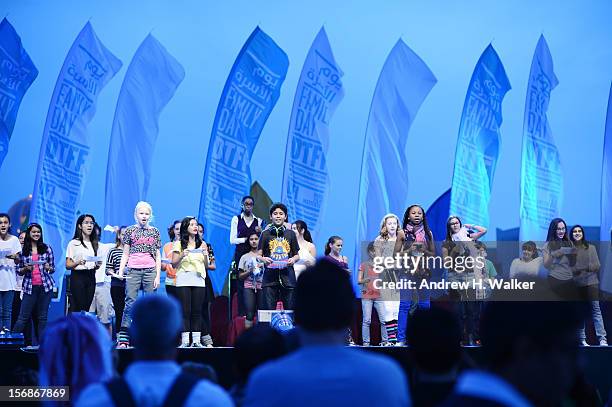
left=599, top=338, right=608, bottom=346
left=179, top=332, right=190, bottom=348
left=191, top=332, right=202, bottom=347
left=395, top=341, right=406, bottom=347
left=580, top=340, right=589, bottom=346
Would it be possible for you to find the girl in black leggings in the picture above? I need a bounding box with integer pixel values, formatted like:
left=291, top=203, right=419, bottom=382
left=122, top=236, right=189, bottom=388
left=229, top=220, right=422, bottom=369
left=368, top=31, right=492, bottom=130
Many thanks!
left=66, top=214, right=102, bottom=312
left=172, top=217, right=208, bottom=347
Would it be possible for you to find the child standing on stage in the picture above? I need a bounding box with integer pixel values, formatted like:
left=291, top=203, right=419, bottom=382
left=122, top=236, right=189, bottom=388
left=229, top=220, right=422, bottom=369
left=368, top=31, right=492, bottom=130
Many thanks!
left=570, top=225, right=608, bottom=346
left=542, top=218, right=576, bottom=301
left=324, top=236, right=349, bottom=269
left=172, top=217, right=209, bottom=347
left=13, top=223, right=56, bottom=340
left=117, top=202, right=162, bottom=347
left=324, top=236, right=356, bottom=345
left=358, top=242, right=388, bottom=346
left=66, top=214, right=103, bottom=312
left=397, top=205, right=435, bottom=345
left=442, top=215, right=487, bottom=346
left=257, top=203, right=300, bottom=310
left=0, top=213, right=21, bottom=332
left=374, top=214, right=402, bottom=344
left=238, top=232, right=264, bottom=329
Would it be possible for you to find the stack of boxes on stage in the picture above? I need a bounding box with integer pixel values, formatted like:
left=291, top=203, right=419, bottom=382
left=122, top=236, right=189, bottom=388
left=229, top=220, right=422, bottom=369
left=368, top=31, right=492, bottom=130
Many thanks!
left=0, top=329, right=25, bottom=349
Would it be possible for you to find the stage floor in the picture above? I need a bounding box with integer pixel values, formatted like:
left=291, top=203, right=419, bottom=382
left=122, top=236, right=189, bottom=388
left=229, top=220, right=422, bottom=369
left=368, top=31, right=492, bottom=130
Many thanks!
left=2, top=346, right=611, bottom=403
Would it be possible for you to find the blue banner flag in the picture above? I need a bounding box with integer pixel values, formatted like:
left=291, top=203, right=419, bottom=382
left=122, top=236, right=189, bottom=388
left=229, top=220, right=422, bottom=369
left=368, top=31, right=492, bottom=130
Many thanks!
left=353, top=39, right=436, bottom=276
left=426, top=188, right=452, bottom=244
left=450, top=45, right=511, bottom=228
left=281, top=27, right=343, bottom=239
left=29, top=22, right=122, bottom=300
left=198, top=27, right=289, bottom=294
left=426, top=188, right=452, bottom=296
left=104, top=34, right=184, bottom=231
left=519, top=36, right=561, bottom=242
left=0, top=18, right=38, bottom=168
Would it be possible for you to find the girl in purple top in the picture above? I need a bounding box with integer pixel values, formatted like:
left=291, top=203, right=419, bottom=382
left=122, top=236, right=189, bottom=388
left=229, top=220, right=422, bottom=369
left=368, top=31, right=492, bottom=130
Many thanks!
left=324, top=236, right=349, bottom=269
left=324, top=236, right=354, bottom=345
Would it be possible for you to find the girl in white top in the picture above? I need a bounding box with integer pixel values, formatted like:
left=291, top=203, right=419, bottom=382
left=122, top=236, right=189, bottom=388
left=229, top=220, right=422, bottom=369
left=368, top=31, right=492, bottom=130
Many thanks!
left=66, top=214, right=103, bottom=313
left=172, top=217, right=208, bottom=347
left=509, top=241, right=543, bottom=279
left=0, top=213, right=21, bottom=331
left=291, top=220, right=316, bottom=279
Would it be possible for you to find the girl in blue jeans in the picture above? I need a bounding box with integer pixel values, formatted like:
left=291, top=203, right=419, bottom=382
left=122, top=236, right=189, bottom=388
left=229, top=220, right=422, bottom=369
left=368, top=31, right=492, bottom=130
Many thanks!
left=13, top=223, right=56, bottom=341
left=117, top=201, right=162, bottom=348
left=570, top=225, right=608, bottom=346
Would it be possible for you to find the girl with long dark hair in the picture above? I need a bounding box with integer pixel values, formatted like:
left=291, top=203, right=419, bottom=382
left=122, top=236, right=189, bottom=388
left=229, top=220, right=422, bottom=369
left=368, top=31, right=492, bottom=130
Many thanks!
left=543, top=218, right=576, bottom=300
left=570, top=225, right=608, bottom=346
left=13, top=223, right=56, bottom=340
left=442, top=215, right=487, bottom=346
left=172, top=217, right=208, bottom=347
left=291, top=220, right=316, bottom=279
left=396, top=204, right=436, bottom=345
left=325, top=236, right=348, bottom=267
left=325, top=235, right=355, bottom=345
left=66, top=214, right=102, bottom=312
